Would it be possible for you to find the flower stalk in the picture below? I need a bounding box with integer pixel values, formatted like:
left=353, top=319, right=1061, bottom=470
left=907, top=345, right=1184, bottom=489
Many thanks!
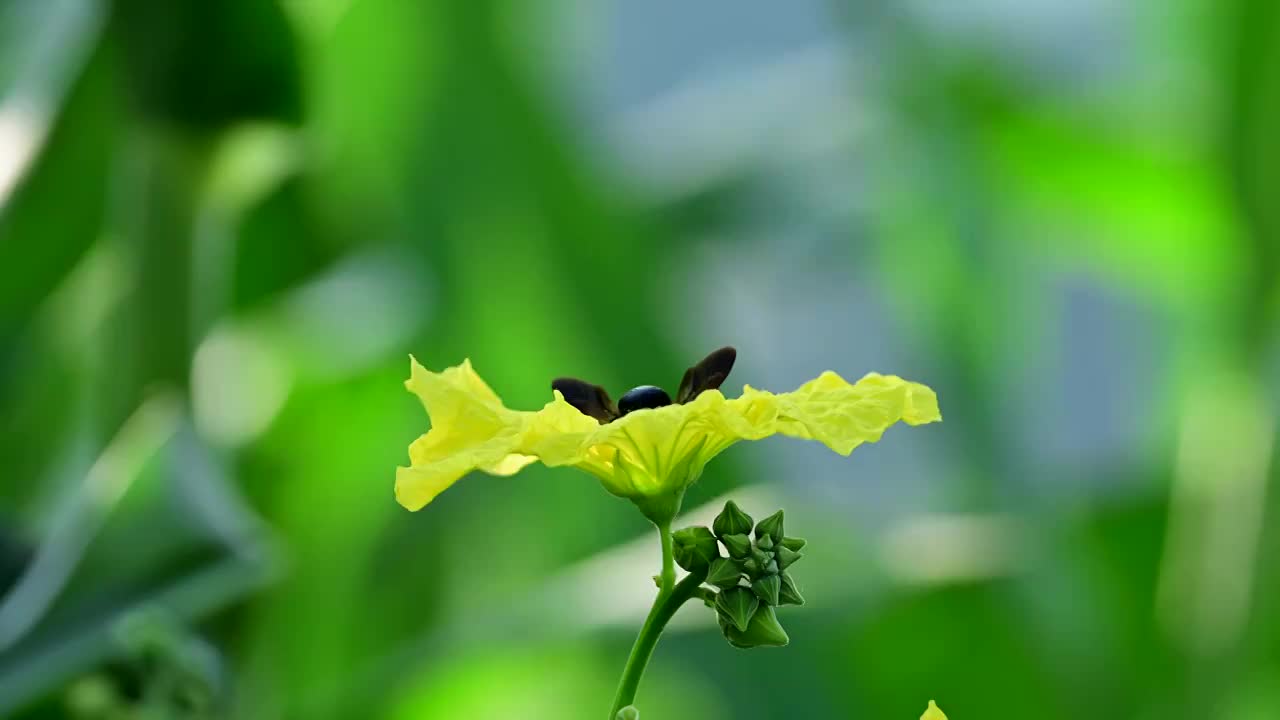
left=657, top=520, right=676, bottom=593
left=609, top=523, right=706, bottom=718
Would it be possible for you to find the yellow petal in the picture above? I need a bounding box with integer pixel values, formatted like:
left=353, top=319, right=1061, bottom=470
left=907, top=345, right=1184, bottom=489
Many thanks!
left=395, top=357, right=941, bottom=511
left=762, top=370, right=941, bottom=455
left=921, top=700, right=947, bottom=720
left=395, top=357, right=596, bottom=510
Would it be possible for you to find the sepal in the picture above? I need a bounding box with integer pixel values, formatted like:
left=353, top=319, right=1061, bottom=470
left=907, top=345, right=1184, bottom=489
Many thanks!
left=721, top=533, right=752, bottom=559
left=779, top=572, right=805, bottom=606
left=715, top=586, right=759, bottom=633
left=672, top=526, right=719, bottom=572
left=720, top=604, right=789, bottom=648
left=752, top=574, right=781, bottom=606
left=775, top=545, right=802, bottom=570
left=780, top=536, right=806, bottom=552
left=706, top=557, right=743, bottom=589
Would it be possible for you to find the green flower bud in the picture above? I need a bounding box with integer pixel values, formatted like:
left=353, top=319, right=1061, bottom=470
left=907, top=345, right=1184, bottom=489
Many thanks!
left=764, top=558, right=779, bottom=575
left=750, top=547, right=770, bottom=566
left=713, top=500, right=754, bottom=538
left=775, top=545, right=802, bottom=570
left=672, top=526, right=719, bottom=572
left=705, top=557, right=743, bottom=589
left=721, top=605, right=790, bottom=649
left=757, top=534, right=775, bottom=551
left=752, top=574, right=781, bottom=606
left=779, top=572, right=805, bottom=606
left=616, top=706, right=640, bottom=720
left=755, top=510, right=784, bottom=543
left=721, top=533, right=752, bottom=559
left=715, top=586, right=759, bottom=633
left=743, top=558, right=760, bottom=576
left=780, top=536, right=806, bottom=552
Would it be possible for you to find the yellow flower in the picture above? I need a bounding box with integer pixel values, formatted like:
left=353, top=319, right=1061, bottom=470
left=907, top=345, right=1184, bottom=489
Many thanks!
left=395, top=354, right=940, bottom=518
left=921, top=700, right=947, bottom=720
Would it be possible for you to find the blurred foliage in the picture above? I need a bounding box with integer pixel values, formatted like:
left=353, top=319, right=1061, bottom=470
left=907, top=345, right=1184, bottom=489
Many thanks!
left=1, top=0, right=1278, bottom=719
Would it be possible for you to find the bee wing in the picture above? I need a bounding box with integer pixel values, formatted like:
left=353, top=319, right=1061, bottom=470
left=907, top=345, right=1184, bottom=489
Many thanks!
left=551, top=377, right=619, bottom=424
left=675, top=346, right=737, bottom=403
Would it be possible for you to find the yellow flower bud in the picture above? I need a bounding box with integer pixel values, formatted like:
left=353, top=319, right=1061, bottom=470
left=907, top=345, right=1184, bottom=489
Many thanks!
left=922, top=700, right=947, bottom=720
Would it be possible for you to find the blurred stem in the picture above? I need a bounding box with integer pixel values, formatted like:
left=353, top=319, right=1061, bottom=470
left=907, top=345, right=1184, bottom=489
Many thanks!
left=608, top=524, right=702, bottom=719
left=106, top=129, right=214, bottom=428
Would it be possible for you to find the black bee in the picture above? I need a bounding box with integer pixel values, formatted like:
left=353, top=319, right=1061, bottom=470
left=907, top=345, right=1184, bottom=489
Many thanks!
left=551, top=347, right=737, bottom=424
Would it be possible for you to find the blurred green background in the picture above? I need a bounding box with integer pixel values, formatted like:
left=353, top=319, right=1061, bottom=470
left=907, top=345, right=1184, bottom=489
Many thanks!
left=2, top=0, right=1279, bottom=718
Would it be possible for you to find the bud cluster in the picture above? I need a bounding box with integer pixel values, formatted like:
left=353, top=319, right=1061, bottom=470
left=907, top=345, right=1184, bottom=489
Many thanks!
left=671, top=500, right=806, bottom=649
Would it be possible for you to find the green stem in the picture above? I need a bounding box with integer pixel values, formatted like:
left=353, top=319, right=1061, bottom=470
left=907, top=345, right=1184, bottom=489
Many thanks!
left=609, top=574, right=704, bottom=718
left=609, top=523, right=704, bottom=718
left=658, top=521, right=676, bottom=593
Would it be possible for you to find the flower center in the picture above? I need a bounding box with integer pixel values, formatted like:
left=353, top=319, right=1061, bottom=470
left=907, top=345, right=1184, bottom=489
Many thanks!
left=617, top=385, right=672, bottom=415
